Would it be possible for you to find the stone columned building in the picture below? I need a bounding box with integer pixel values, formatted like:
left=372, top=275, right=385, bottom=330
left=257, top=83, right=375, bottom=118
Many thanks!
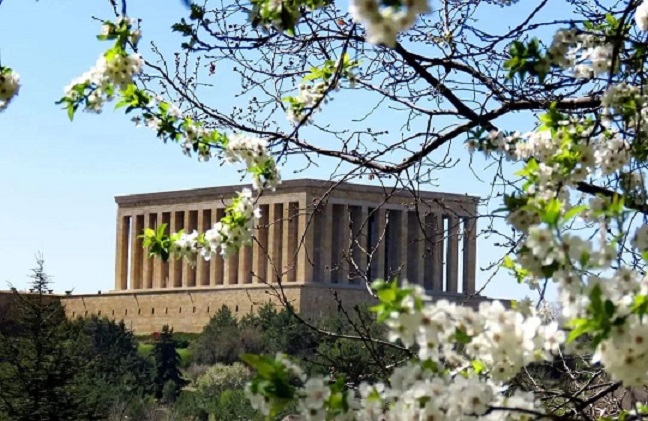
left=62, top=179, right=487, bottom=333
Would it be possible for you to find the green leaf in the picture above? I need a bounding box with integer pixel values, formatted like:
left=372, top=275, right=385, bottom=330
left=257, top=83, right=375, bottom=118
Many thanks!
left=502, top=255, right=515, bottom=269
left=542, top=198, right=562, bottom=226
left=420, top=359, right=439, bottom=373
left=240, top=353, right=275, bottom=378
left=562, top=205, right=587, bottom=223
left=604, top=299, right=616, bottom=318
left=157, top=223, right=168, bottom=237
left=471, top=360, right=486, bottom=374
left=377, top=287, right=396, bottom=303
left=67, top=104, right=75, bottom=121
left=454, top=328, right=471, bottom=345
left=566, top=318, right=591, bottom=343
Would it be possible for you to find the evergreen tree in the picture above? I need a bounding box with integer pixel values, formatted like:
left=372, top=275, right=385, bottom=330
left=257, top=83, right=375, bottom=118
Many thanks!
left=70, top=316, right=154, bottom=418
left=191, top=305, right=241, bottom=365
left=0, top=256, right=83, bottom=420
left=151, top=324, right=187, bottom=403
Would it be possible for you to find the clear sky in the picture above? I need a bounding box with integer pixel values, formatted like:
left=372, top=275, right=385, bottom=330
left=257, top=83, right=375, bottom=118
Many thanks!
left=0, top=0, right=552, bottom=301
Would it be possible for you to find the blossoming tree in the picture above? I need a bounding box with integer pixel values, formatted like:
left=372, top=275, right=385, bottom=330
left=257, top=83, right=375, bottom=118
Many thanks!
left=5, top=0, right=648, bottom=418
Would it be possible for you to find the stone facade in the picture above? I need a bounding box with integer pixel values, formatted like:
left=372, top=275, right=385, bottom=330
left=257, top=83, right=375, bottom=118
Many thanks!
left=61, top=285, right=491, bottom=334
left=60, top=178, right=484, bottom=334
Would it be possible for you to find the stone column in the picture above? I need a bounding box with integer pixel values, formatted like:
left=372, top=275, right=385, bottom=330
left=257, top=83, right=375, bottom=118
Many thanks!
left=224, top=243, right=239, bottom=285
left=196, top=209, right=211, bottom=287
left=334, top=204, right=350, bottom=284
left=422, top=213, right=434, bottom=290
left=266, top=203, right=283, bottom=284
left=182, top=211, right=198, bottom=287
left=282, top=202, right=298, bottom=283
left=210, top=208, right=225, bottom=286
left=407, top=212, right=425, bottom=286
left=169, top=211, right=183, bottom=288
left=431, top=212, right=444, bottom=291
left=398, top=209, right=409, bottom=283
left=253, top=204, right=269, bottom=284
left=152, top=212, right=162, bottom=288
left=129, top=214, right=144, bottom=290
left=142, top=213, right=155, bottom=289
left=114, top=214, right=130, bottom=291
left=238, top=239, right=253, bottom=284
left=321, top=202, right=334, bottom=283
left=446, top=215, right=460, bottom=293
left=351, top=206, right=368, bottom=282
left=157, top=212, right=170, bottom=288
left=462, top=217, right=477, bottom=294
left=297, top=194, right=315, bottom=283
left=370, top=208, right=386, bottom=281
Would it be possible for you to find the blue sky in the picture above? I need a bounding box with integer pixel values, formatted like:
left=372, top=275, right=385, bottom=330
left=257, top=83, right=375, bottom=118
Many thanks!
left=0, top=0, right=551, bottom=300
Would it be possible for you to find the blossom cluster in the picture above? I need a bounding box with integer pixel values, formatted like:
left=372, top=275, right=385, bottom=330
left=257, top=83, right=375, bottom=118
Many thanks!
left=349, top=0, right=430, bottom=48
left=59, top=17, right=143, bottom=115
left=64, top=53, right=144, bottom=113
left=135, top=97, right=280, bottom=191
left=468, top=119, right=632, bottom=211
left=137, top=100, right=214, bottom=162
left=384, top=284, right=565, bottom=382
left=460, top=7, right=648, bottom=391
left=202, top=188, right=261, bottom=257
left=637, top=0, right=648, bottom=32
left=170, top=189, right=261, bottom=260
left=140, top=109, right=278, bottom=255
left=285, top=54, right=358, bottom=125
left=474, top=126, right=648, bottom=385
left=521, top=227, right=615, bottom=279
left=0, top=66, right=20, bottom=112
left=599, top=82, right=648, bottom=137
left=469, top=118, right=648, bottom=385
left=225, top=134, right=281, bottom=190
left=546, top=29, right=614, bottom=79
left=286, top=80, right=339, bottom=124
left=246, top=284, right=550, bottom=420
left=353, top=367, right=537, bottom=421
left=555, top=266, right=648, bottom=386
left=63, top=17, right=280, bottom=262
left=247, top=353, right=308, bottom=416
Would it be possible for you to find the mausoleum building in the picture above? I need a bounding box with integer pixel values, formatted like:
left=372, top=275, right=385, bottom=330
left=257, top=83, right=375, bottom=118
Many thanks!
left=61, top=179, right=488, bottom=333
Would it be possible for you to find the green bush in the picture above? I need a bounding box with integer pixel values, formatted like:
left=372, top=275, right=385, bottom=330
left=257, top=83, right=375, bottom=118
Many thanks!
left=210, top=388, right=264, bottom=421
left=190, top=305, right=243, bottom=365
left=177, top=347, right=194, bottom=367
left=196, top=363, right=252, bottom=398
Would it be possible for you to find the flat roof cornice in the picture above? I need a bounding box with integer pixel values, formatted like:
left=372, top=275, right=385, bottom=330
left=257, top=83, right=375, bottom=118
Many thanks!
left=115, top=178, right=479, bottom=206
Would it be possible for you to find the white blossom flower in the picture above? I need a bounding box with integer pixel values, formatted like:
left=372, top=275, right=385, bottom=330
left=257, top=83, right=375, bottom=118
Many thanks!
left=636, top=0, right=648, bottom=32
left=349, top=0, right=429, bottom=48
left=0, top=67, right=21, bottom=111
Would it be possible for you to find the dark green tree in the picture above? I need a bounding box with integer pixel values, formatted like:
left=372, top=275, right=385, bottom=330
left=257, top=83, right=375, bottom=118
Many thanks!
left=191, top=305, right=242, bottom=365
left=242, top=303, right=318, bottom=357
left=0, top=256, right=83, bottom=420
left=69, top=316, right=154, bottom=417
left=309, top=306, right=408, bottom=385
left=151, top=324, right=187, bottom=402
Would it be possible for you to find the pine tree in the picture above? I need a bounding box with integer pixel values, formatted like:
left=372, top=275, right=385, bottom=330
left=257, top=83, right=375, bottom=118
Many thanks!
left=151, top=324, right=187, bottom=403
left=70, top=316, right=154, bottom=417
left=191, top=304, right=242, bottom=365
left=0, top=256, right=83, bottom=420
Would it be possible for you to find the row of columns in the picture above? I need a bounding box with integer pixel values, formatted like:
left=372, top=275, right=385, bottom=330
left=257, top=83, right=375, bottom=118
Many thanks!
left=115, top=200, right=309, bottom=290
left=114, top=199, right=476, bottom=294
left=311, top=203, right=476, bottom=294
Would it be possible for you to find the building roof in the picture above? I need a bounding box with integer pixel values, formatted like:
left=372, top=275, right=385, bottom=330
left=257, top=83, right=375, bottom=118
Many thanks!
left=115, top=178, right=480, bottom=206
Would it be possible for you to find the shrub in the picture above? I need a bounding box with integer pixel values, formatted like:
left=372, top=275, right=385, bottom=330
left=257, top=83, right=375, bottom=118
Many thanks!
left=196, top=363, right=252, bottom=399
